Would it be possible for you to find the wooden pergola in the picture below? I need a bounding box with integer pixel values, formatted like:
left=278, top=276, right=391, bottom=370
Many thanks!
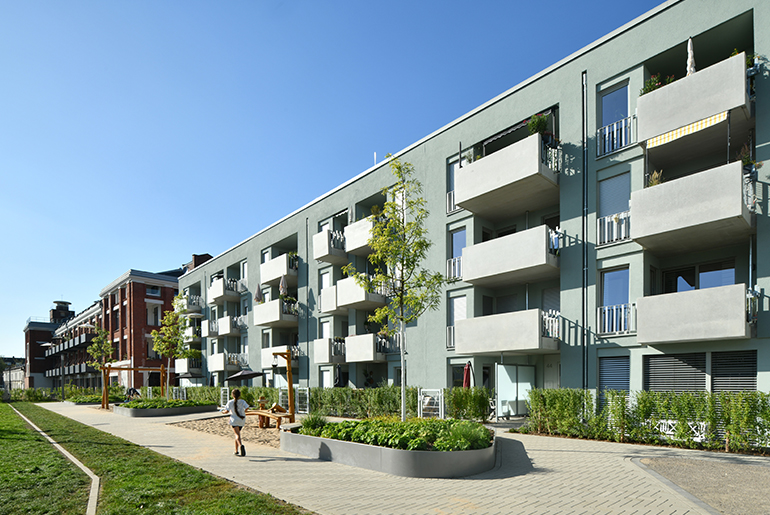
left=100, top=364, right=167, bottom=409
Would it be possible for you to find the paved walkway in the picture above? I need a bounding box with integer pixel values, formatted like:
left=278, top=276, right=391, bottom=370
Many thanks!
left=36, top=403, right=770, bottom=515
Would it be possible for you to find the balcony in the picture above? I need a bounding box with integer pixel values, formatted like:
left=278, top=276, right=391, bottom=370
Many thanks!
left=261, top=253, right=299, bottom=287
left=637, top=284, right=752, bottom=345
left=252, top=299, right=299, bottom=328
left=217, top=315, right=241, bottom=337
left=181, top=295, right=204, bottom=314
left=462, top=225, right=560, bottom=287
left=209, top=352, right=247, bottom=372
left=261, top=345, right=299, bottom=369
left=313, top=229, right=347, bottom=265
left=455, top=309, right=559, bottom=355
left=455, top=133, right=560, bottom=221
left=336, top=276, right=387, bottom=310
left=637, top=53, right=750, bottom=143
left=208, top=277, right=242, bottom=305
left=175, top=357, right=202, bottom=375
left=184, top=326, right=202, bottom=341
left=344, top=218, right=375, bottom=256
left=597, top=210, right=631, bottom=246
left=630, top=162, right=753, bottom=254
left=313, top=338, right=346, bottom=364
left=597, top=303, right=636, bottom=335
left=201, top=319, right=218, bottom=338
left=319, top=285, right=348, bottom=315
left=345, top=334, right=398, bottom=363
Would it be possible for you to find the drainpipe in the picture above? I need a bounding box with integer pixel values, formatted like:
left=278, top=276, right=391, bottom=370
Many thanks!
left=581, top=71, right=589, bottom=392
left=305, top=217, right=310, bottom=387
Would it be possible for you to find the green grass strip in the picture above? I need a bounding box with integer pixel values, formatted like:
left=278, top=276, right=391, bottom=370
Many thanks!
left=0, top=402, right=90, bottom=515
left=12, top=403, right=308, bottom=515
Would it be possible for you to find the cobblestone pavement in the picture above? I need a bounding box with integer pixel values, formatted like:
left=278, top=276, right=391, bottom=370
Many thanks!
left=36, top=403, right=770, bottom=515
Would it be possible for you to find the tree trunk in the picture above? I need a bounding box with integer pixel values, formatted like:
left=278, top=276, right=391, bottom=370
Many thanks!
left=400, top=319, right=406, bottom=422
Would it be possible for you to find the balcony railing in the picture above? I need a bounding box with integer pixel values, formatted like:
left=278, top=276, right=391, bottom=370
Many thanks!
left=376, top=333, right=400, bottom=354
left=235, top=314, right=248, bottom=329
left=541, top=138, right=562, bottom=173
left=597, top=210, right=631, bottom=246
left=597, top=116, right=635, bottom=157
left=227, top=352, right=249, bottom=368
left=332, top=338, right=346, bottom=357
left=281, top=299, right=299, bottom=316
left=187, top=358, right=202, bottom=369
left=446, top=326, right=455, bottom=350
left=328, top=230, right=345, bottom=250
left=548, top=228, right=561, bottom=255
left=446, top=257, right=462, bottom=280
left=597, top=303, right=635, bottom=335
left=446, top=190, right=460, bottom=214
left=541, top=310, right=561, bottom=339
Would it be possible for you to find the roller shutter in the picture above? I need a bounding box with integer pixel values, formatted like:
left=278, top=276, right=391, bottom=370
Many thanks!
left=599, top=356, right=629, bottom=407
left=711, top=350, right=757, bottom=392
left=643, top=353, right=706, bottom=392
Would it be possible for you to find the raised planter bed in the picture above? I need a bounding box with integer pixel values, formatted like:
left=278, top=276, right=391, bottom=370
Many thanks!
left=113, top=404, right=218, bottom=418
left=280, top=431, right=497, bottom=478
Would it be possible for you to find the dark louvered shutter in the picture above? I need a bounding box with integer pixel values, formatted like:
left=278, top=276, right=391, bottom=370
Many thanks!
left=643, top=353, right=706, bottom=392
left=712, top=350, right=757, bottom=392
left=599, top=356, right=629, bottom=407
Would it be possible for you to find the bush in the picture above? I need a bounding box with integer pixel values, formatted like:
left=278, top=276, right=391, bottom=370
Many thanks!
left=308, top=417, right=492, bottom=451
left=120, top=399, right=216, bottom=409
left=522, top=387, right=770, bottom=453
left=444, top=387, right=490, bottom=422
left=299, top=412, right=328, bottom=437
left=309, top=385, right=419, bottom=418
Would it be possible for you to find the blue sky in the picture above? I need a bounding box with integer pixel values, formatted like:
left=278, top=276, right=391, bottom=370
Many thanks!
left=0, top=0, right=664, bottom=357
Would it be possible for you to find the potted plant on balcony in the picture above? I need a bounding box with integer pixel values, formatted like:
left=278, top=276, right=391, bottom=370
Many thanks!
left=647, top=169, right=664, bottom=187
left=736, top=143, right=764, bottom=174
left=639, top=73, right=675, bottom=96
left=527, top=113, right=558, bottom=148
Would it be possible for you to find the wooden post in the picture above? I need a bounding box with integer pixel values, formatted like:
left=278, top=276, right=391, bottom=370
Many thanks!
left=273, top=351, right=295, bottom=423
left=101, top=365, right=110, bottom=409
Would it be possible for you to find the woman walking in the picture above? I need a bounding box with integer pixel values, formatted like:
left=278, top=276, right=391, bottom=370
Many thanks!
left=221, top=389, right=249, bottom=456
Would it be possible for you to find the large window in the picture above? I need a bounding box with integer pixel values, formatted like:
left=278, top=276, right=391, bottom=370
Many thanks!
left=597, top=173, right=631, bottom=245
left=663, top=260, right=735, bottom=293
left=597, top=84, right=632, bottom=156
left=447, top=228, right=465, bottom=280
left=599, top=268, right=632, bottom=334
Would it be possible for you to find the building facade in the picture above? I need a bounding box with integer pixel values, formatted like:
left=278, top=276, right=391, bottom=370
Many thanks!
left=178, top=0, right=770, bottom=407
left=23, top=301, right=74, bottom=388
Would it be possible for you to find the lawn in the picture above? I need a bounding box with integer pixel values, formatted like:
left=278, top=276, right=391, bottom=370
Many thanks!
left=8, top=403, right=309, bottom=515
left=0, top=402, right=90, bottom=515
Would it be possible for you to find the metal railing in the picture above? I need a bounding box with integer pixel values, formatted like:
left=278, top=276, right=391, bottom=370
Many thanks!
left=288, top=254, right=299, bottom=270
left=331, top=338, right=346, bottom=357
left=329, top=230, right=345, bottom=250
left=186, top=358, right=202, bottom=369
left=446, top=190, right=461, bottom=214
left=208, top=319, right=219, bottom=334
left=446, top=326, right=455, bottom=350
left=235, top=314, right=248, bottom=329
left=597, top=210, right=631, bottom=246
left=237, top=279, right=249, bottom=293
left=597, top=116, right=635, bottom=157
left=446, top=257, right=462, bottom=280
left=376, top=333, right=400, bottom=354
left=185, top=295, right=203, bottom=308
left=747, top=288, right=760, bottom=324
left=597, top=303, right=636, bottom=335
left=541, top=139, right=562, bottom=172
left=418, top=388, right=445, bottom=419
left=187, top=326, right=202, bottom=337
left=222, top=278, right=239, bottom=293
left=541, top=310, right=561, bottom=339
left=281, top=299, right=299, bottom=316
left=744, top=168, right=757, bottom=212
left=548, top=228, right=561, bottom=255
left=226, top=352, right=249, bottom=368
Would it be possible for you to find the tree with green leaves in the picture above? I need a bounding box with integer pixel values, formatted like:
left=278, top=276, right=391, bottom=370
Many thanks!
left=86, top=323, right=115, bottom=369
left=151, top=294, right=201, bottom=399
left=343, top=155, right=448, bottom=421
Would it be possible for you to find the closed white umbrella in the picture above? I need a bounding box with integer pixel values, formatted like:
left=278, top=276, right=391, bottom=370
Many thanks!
left=686, top=37, right=696, bottom=76
left=279, top=275, right=288, bottom=297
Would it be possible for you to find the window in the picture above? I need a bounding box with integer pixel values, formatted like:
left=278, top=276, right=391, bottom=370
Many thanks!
left=320, top=320, right=330, bottom=339
left=663, top=260, right=735, bottom=293
left=644, top=353, right=706, bottom=392
left=147, top=304, right=161, bottom=326
left=261, top=250, right=270, bottom=264
left=447, top=295, right=466, bottom=349
left=147, top=337, right=159, bottom=359
left=451, top=365, right=465, bottom=387
left=240, top=261, right=248, bottom=281
left=261, top=330, right=270, bottom=349
left=447, top=228, right=465, bottom=279
left=597, top=173, right=631, bottom=245
left=711, top=350, right=757, bottom=392
left=598, top=268, right=632, bottom=334
left=147, top=285, right=161, bottom=297
left=320, top=271, right=331, bottom=290
left=599, top=356, right=629, bottom=406
left=597, top=84, right=632, bottom=156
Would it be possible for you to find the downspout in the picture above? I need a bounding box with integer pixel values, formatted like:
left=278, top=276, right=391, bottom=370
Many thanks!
left=305, top=217, right=310, bottom=387
left=581, top=71, right=589, bottom=393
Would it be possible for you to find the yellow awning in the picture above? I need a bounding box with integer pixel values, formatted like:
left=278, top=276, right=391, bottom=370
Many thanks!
left=646, top=111, right=728, bottom=149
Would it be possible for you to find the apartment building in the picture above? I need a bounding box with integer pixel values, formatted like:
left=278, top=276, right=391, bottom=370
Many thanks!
left=178, top=0, right=769, bottom=409
left=23, top=300, right=74, bottom=388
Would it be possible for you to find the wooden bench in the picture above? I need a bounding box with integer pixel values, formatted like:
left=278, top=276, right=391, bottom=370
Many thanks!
left=245, top=402, right=294, bottom=430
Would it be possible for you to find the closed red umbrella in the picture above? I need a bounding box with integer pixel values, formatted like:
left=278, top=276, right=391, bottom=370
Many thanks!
left=462, top=362, right=472, bottom=388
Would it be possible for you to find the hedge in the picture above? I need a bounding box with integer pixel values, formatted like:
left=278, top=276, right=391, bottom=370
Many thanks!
left=524, top=388, right=770, bottom=453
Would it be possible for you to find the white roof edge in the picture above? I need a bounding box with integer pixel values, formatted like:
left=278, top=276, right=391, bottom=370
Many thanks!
left=99, top=269, right=179, bottom=297
left=188, top=0, right=683, bottom=270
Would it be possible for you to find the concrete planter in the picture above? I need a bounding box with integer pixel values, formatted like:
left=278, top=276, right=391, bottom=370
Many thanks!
left=113, top=404, right=217, bottom=418
left=281, top=431, right=497, bottom=478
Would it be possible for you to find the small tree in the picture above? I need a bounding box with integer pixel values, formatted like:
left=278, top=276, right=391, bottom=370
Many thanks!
left=86, top=323, right=115, bottom=369
left=343, top=156, right=448, bottom=421
left=151, top=294, right=201, bottom=399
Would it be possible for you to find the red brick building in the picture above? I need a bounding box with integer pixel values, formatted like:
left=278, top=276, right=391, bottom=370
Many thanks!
left=24, top=301, right=74, bottom=388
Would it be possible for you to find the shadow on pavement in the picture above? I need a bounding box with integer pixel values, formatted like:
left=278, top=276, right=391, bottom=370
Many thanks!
left=463, top=437, right=548, bottom=480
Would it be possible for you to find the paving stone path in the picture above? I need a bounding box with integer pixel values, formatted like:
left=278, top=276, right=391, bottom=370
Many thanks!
left=37, top=403, right=770, bottom=515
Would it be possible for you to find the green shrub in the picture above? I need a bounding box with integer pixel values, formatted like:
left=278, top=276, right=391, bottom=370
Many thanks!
left=120, top=399, right=216, bottom=409
left=308, top=386, right=419, bottom=418
left=299, top=412, right=328, bottom=437
left=444, top=387, right=490, bottom=422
